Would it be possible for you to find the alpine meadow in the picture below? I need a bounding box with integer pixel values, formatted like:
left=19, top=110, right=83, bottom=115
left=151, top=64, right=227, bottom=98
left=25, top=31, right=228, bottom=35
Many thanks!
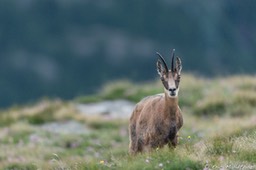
left=0, top=74, right=256, bottom=169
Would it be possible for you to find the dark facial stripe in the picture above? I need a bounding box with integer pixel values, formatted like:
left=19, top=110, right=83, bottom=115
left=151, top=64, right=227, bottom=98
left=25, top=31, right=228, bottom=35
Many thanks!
left=161, top=78, right=169, bottom=90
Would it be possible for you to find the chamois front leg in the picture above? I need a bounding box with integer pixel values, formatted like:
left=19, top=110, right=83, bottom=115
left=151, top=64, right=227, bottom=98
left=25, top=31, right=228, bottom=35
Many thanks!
left=167, top=124, right=178, bottom=148
left=168, top=134, right=178, bottom=148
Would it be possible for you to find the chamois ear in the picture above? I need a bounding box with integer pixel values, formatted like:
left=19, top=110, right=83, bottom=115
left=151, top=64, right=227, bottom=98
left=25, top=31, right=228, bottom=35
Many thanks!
left=156, top=60, right=167, bottom=77
left=175, top=57, right=182, bottom=75
left=156, top=52, right=168, bottom=78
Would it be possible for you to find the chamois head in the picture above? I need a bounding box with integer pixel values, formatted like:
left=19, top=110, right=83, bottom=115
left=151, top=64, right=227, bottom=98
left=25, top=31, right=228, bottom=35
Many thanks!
left=156, top=49, right=182, bottom=98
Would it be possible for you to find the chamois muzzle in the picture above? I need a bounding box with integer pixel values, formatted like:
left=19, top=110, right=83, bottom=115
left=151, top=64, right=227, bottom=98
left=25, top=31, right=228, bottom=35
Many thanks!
left=168, top=88, right=176, bottom=96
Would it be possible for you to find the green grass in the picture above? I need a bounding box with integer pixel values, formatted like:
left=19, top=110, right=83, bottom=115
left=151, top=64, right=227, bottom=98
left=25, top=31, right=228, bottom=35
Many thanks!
left=1, top=74, right=256, bottom=169
left=4, top=163, right=37, bottom=170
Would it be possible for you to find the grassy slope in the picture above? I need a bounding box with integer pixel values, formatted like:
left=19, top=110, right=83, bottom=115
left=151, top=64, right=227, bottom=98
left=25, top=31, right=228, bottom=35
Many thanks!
left=0, top=74, right=256, bottom=169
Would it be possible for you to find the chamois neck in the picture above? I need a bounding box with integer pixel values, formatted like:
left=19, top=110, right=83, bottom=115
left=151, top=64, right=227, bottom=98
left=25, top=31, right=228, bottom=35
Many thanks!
left=164, top=94, right=178, bottom=106
left=164, top=94, right=178, bottom=119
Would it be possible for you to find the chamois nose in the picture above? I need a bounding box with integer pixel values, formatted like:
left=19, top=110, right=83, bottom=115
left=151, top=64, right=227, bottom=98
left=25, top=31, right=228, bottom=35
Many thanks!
left=168, top=88, right=176, bottom=96
left=168, top=88, right=176, bottom=92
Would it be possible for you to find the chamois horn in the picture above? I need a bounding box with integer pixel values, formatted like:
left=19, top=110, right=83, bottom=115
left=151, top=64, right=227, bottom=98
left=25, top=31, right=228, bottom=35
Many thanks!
left=156, top=52, right=168, bottom=72
left=171, top=49, right=175, bottom=72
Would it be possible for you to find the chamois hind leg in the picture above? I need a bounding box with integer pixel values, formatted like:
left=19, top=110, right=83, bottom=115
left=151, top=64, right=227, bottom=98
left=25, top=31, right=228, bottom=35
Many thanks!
left=129, top=123, right=137, bottom=155
left=142, top=144, right=153, bottom=153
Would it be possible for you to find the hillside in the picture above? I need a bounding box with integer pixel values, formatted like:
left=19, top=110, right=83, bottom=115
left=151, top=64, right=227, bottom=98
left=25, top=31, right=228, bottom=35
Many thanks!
left=0, top=74, right=256, bottom=169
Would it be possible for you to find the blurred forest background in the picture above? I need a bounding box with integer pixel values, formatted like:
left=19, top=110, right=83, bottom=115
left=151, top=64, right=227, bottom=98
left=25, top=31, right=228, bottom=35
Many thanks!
left=0, top=0, right=256, bottom=108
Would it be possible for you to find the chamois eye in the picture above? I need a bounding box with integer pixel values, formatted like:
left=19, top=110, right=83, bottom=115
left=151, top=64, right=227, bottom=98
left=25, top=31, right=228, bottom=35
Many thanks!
left=164, top=83, right=169, bottom=90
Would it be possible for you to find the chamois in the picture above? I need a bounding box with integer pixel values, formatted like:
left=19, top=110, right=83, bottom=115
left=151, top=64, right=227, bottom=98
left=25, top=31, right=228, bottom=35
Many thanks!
left=129, top=49, right=183, bottom=155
